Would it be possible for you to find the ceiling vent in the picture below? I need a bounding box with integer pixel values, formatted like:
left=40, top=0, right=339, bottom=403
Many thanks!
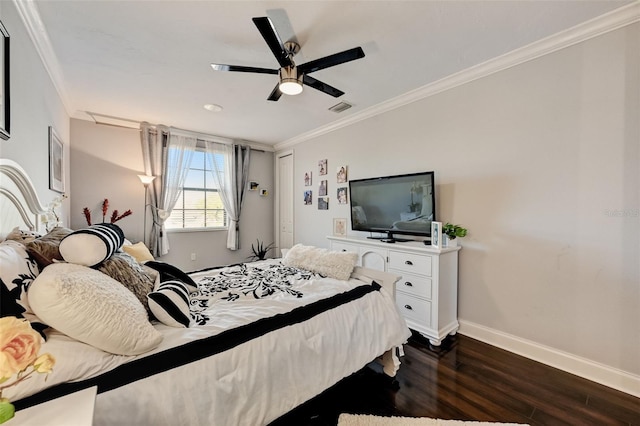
left=328, top=102, right=353, bottom=113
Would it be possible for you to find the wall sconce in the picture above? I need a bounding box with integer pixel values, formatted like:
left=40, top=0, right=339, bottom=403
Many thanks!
left=138, top=174, right=156, bottom=246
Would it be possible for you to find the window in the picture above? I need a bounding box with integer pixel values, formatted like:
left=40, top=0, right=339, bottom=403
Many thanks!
left=165, top=149, right=226, bottom=230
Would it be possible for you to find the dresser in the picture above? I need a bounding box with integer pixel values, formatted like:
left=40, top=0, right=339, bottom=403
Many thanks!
left=328, top=236, right=460, bottom=346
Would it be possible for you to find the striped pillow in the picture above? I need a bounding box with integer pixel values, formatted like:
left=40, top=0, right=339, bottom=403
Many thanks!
left=59, top=223, right=125, bottom=267
left=147, top=280, right=191, bottom=328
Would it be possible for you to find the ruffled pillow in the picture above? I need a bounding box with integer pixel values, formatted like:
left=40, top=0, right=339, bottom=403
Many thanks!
left=29, top=263, right=163, bottom=355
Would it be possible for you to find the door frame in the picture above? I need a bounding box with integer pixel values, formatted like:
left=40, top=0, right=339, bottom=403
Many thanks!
left=275, top=149, right=294, bottom=254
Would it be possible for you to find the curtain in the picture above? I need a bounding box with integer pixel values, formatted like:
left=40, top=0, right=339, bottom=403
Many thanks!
left=205, top=143, right=251, bottom=250
left=140, top=123, right=196, bottom=256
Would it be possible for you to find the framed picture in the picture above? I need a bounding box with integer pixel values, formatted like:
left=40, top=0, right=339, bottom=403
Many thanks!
left=304, top=171, right=312, bottom=186
left=48, top=126, right=65, bottom=193
left=318, top=159, right=327, bottom=176
left=333, top=218, right=347, bottom=236
left=319, top=180, right=327, bottom=196
left=304, top=190, right=312, bottom=205
left=337, top=166, right=347, bottom=183
left=337, top=187, right=348, bottom=204
left=0, top=20, right=10, bottom=140
left=249, top=181, right=259, bottom=191
left=318, top=197, right=328, bottom=210
left=431, top=221, right=442, bottom=249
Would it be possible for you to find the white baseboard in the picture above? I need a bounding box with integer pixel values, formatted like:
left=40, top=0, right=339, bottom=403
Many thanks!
left=458, top=320, right=640, bottom=398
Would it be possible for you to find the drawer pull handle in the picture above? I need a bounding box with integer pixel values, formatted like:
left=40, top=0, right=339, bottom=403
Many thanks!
left=341, top=249, right=347, bottom=252
left=405, top=260, right=413, bottom=266
left=404, top=282, right=413, bottom=287
left=404, top=304, right=413, bottom=310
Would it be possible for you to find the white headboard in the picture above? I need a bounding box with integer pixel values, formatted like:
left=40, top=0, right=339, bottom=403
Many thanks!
left=0, top=159, right=47, bottom=238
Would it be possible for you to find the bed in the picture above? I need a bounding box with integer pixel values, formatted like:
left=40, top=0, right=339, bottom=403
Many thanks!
left=0, top=158, right=411, bottom=426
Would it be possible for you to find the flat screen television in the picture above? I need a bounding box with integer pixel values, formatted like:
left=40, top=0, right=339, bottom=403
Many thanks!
left=349, top=171, right=435, bottom=242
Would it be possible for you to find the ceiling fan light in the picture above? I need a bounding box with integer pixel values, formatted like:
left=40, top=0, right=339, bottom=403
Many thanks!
left=279, top=66, right=303, bottom=95
left=279, top=80, right=303, bottom=95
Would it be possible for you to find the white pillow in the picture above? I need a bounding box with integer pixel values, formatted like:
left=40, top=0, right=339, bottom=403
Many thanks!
left=29, top=263, right=163, bottom=355
left=282, top=244, right=358, bottom=281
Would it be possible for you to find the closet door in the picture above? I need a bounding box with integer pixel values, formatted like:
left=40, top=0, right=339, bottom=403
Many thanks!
left=276, top=151, right=294, bottom=253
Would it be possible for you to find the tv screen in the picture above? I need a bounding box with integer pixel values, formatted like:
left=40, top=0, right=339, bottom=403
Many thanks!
left=349, top=171, right=435, bottom=240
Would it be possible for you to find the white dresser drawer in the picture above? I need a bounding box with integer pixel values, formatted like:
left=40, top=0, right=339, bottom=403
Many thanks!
left=393, top=271, right=432, bottom=300
left=396, top=292, right=431, bottom=327
left=388, top=251, right=432, bottom=276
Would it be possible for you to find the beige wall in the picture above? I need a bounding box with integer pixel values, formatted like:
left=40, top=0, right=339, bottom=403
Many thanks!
left=282, top=24, right=640, bottom=379
left=0, top=1, right=70, bottom=219
left=70, top=118, right=275, bottom=271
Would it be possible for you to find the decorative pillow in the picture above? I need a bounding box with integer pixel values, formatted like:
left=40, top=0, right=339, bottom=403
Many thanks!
left=0, top=240, right=48, bottom=337
left=25, top=227, right=73, bottom=270
left=96, top=252, right=156, bottom=316
left=4, top=227, right=41, bottom=244
left=147, top=280, right=191, bottom=328
left=122, top=241, right=154, bottom=263
left=144, top=261, right=198, bottom=293
left=59, top=223, right=125, bottom=267
left=282, top=244, right=358, bottom=281
left=29, top=263, right=163, bottom=356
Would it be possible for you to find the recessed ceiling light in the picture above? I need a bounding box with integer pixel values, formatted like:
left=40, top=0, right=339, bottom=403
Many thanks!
left=204, top=104, right=223, bottom=112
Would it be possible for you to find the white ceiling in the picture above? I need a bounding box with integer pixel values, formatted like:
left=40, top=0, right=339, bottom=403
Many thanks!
left=30, top=0, right=632, bottom=147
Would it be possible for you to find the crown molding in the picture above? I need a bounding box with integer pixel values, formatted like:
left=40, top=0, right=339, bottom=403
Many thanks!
left=274, top=1, right=640, bottom=151
left=13, top=0, right=74, bottom=116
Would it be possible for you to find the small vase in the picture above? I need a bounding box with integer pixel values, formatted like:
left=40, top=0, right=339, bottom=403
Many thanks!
left=442, top=235, right=458, bottom=248
left=0, top=398, right=15, bottom=424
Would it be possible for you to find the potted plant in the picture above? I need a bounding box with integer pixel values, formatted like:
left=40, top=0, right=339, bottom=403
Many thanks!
left=442, top=223, right=467, bottom=247
left=248, top=239, right=275, bottom=261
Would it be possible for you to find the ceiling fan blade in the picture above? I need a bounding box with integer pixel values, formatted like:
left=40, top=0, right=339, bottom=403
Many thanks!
left=252, top=17, right=292, bottom=68
left=298, top=47, right=365, bottom=75
left=267, top=84, right=283, bottom=101
left=211, top=63, right=278, bottom=75
left=303, top=75, right=344, bottom=98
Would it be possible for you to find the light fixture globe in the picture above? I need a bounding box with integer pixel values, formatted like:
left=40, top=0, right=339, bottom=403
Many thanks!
left=278, top=66, right=303, bottom=95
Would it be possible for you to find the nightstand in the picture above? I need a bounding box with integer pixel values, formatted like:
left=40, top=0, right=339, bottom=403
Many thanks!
left=11, top=386, right=97, bottom=425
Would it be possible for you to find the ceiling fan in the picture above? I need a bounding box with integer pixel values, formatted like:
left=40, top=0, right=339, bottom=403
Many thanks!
left=211, top=17, right=365, bottom=101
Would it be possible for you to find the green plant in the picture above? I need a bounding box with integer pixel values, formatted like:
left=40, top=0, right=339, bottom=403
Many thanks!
left=248, top=239, right=275, bottom=261
left=442, top=223, right=467, bottom=240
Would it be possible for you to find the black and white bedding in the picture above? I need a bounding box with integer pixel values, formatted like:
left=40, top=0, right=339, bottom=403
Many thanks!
left=0, top=159, right=411, bottom=426
left=8, top=259, right=410, bottom=426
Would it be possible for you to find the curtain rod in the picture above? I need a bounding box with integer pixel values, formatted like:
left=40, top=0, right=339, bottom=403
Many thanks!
left=86, top=112, right=273, bottom=152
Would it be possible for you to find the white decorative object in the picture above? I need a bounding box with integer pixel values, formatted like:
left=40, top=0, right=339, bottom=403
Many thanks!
left=431, top=221, right=442, bottom=249
left=29, top=263, right=163, bottom=355
left=283, top=243, right=357, bottom=281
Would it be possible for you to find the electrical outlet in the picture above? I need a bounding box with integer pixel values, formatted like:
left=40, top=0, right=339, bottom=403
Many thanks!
left=191, top=253, right=196, bottom=261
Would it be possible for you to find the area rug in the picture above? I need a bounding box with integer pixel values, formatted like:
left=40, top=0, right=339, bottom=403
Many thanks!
left=337, top=414, right=527, bottom=426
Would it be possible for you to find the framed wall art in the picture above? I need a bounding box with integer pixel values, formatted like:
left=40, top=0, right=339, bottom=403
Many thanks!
left=48, top=126, right=65, bottom=193
left=0, top=20, right=10, bottom=140
left=333, top=218, right=347, bottom=236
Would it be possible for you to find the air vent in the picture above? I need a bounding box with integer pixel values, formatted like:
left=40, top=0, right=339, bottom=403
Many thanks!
left=328, top=102, right=353, bottom=113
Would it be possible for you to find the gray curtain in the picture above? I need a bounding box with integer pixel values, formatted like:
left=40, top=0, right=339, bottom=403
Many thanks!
left=140, top=123, right=195, bottom=256
left=206, top=143, right=251, bottom=250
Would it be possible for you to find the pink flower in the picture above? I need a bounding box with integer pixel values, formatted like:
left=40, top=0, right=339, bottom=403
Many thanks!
left=0, top=318, right=42, bottom=381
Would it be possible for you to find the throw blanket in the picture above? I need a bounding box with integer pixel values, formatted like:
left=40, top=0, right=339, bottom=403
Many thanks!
left=190, top=263, right=321, bottom=325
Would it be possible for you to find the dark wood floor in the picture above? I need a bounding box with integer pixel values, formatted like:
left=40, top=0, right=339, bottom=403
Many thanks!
left=270, top=333, right=640, bottom=426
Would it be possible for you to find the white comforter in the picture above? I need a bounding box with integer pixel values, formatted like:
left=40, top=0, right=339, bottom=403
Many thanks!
left=11, top=260, right=411, bottom=426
